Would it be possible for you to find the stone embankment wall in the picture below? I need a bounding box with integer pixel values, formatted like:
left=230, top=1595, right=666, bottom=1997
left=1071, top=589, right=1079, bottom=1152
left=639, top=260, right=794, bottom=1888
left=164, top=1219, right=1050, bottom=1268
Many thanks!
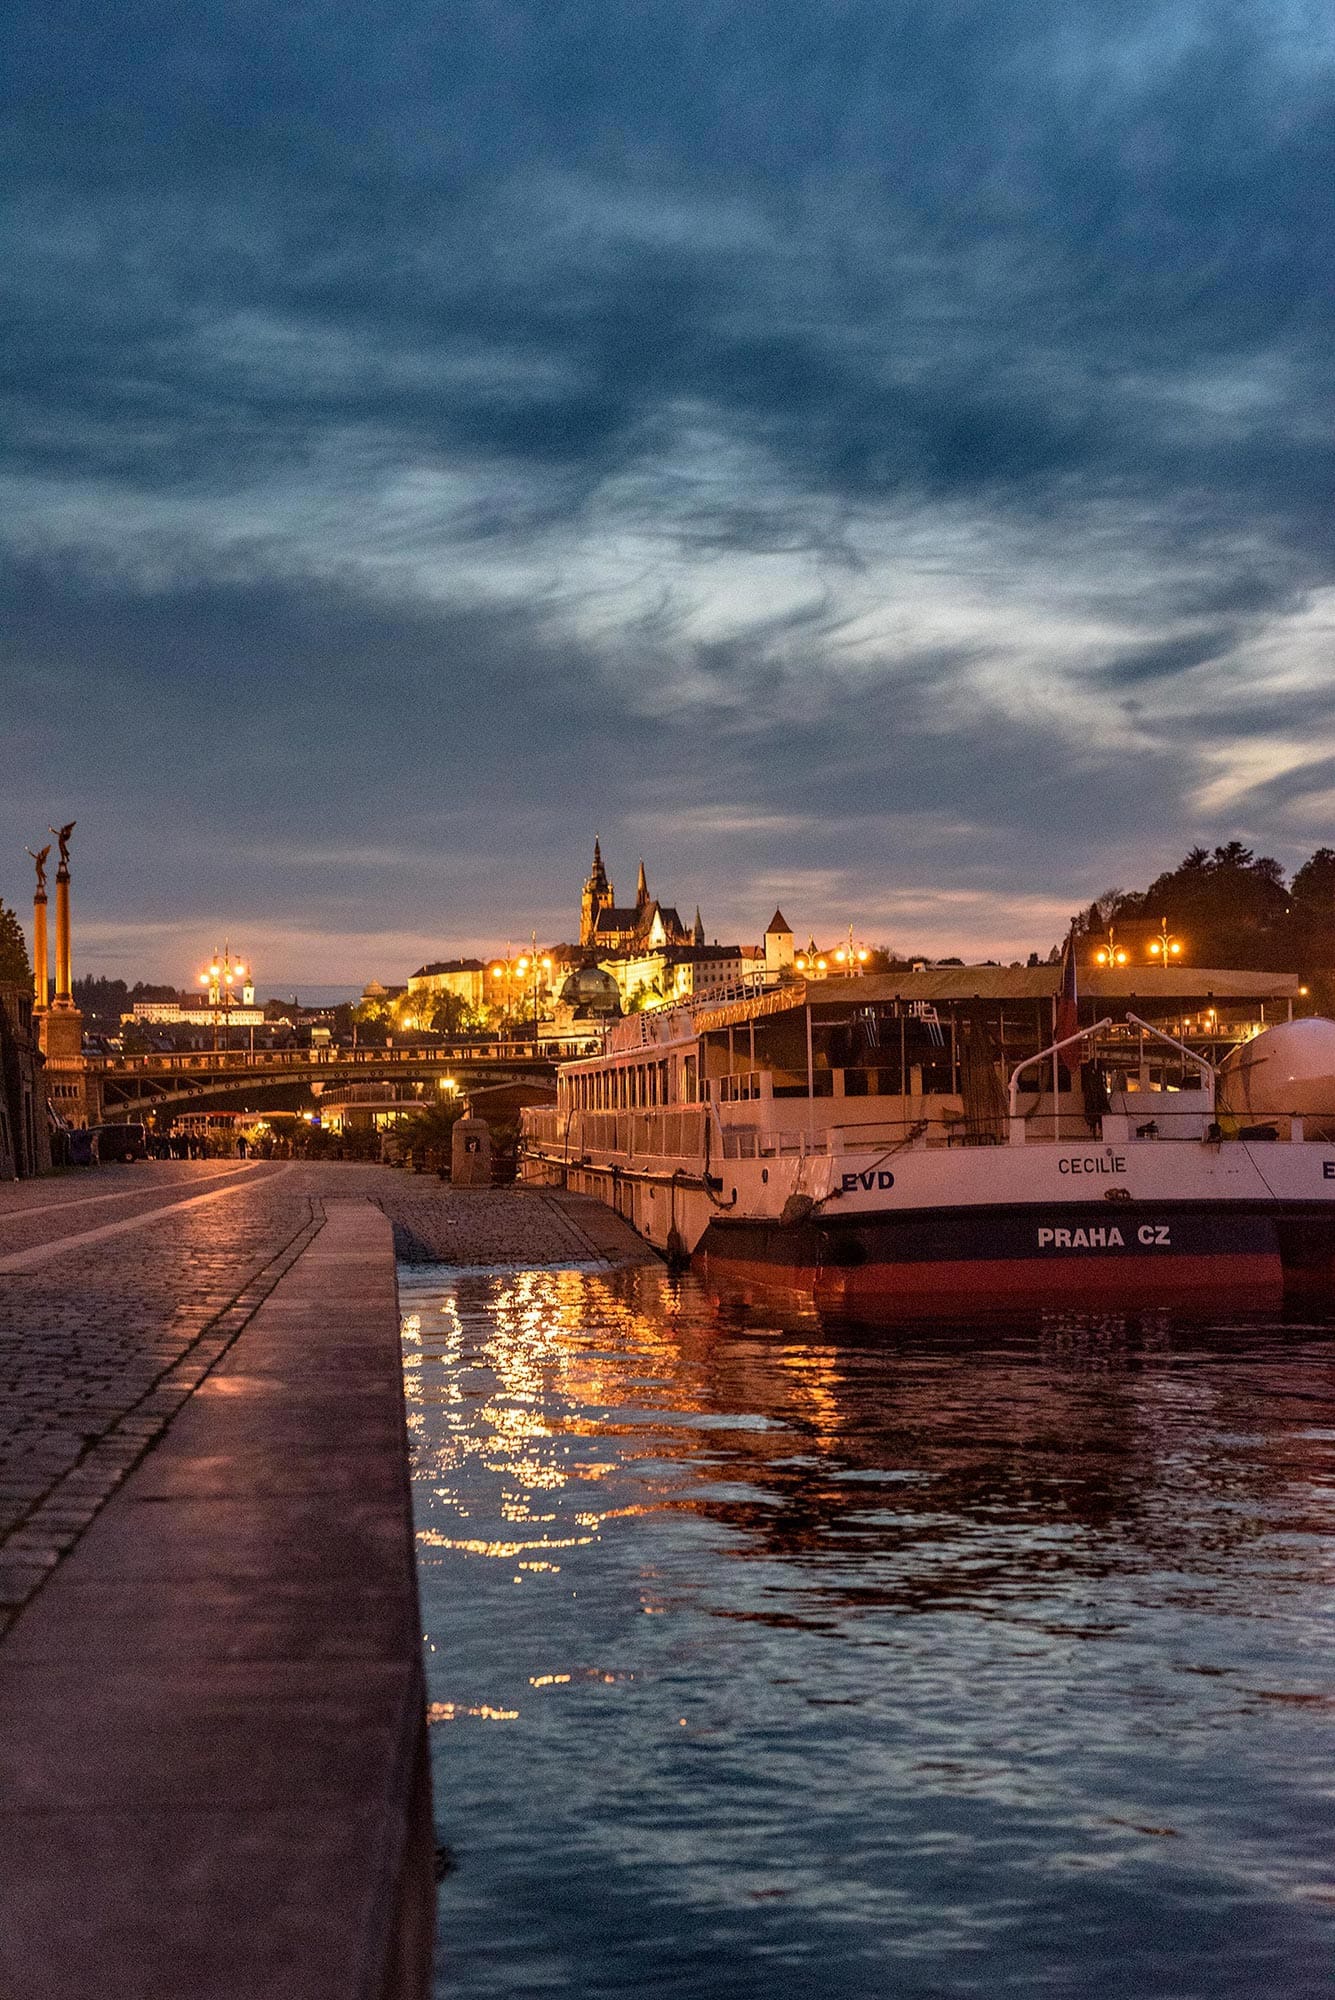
left=381, top=1183, right=659, bottom=1267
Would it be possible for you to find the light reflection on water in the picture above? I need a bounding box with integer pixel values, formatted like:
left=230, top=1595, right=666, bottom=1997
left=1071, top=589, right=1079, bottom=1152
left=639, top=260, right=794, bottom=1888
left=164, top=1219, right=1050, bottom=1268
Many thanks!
left=401, top=1262, right=1335, bottom=1999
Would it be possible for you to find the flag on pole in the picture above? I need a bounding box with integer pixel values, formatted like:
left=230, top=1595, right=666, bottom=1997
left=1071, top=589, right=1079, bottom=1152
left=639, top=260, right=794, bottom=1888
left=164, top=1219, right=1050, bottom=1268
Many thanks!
left=1055, top=925, right=1079, bottom=1051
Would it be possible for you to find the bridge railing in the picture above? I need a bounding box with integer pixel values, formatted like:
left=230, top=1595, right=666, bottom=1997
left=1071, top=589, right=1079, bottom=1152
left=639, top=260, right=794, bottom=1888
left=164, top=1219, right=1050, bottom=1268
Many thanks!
left=89, top=1042, right=558, bottom=1076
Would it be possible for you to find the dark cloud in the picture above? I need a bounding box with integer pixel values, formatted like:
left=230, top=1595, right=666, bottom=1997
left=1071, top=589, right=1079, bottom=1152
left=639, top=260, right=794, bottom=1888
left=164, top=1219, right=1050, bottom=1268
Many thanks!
left=1094, top=629, right=1236, bottom=687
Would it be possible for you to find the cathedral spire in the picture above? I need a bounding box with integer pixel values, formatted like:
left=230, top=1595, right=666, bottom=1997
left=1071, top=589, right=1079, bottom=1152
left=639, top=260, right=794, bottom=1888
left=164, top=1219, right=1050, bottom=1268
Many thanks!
left=693, top=905, right=704, bottom=946
left=635, top=857, right=649, bottom=910
left=581, top=835, right=614, bottom=947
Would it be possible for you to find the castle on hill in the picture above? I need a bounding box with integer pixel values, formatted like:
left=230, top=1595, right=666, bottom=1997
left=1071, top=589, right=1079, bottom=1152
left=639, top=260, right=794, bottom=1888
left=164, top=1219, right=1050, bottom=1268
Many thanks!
left=576, top=838, right=795, bottom=1009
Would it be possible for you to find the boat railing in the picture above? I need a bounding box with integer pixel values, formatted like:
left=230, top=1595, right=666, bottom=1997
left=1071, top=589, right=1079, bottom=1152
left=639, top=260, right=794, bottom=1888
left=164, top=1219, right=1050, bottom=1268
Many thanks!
left=1122, top=1013, right=1218, bottom=1096
left=523, top=1101, right=997, bottom=1166
left=1008, top=1013, right=1227, bottom=1144
left=1007, top=1019, right=1116, bottom=1143
left=520, top=1103, right=712, bottom=1166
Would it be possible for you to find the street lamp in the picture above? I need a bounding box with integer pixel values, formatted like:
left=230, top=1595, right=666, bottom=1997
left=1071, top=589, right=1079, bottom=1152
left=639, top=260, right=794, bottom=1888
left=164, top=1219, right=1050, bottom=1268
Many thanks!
left=1149, top=917, right=1183, bottom=967
left=832, top=926, right=871, bottom=974
left=492, top=939, right=553, bottom=1044
left=198, top=942, right=250, bottom=1053
left=520, top=934, right=552, bottom=1046
left=1093, top=926, right=1128, bottom=968
left=490, top=953, right=513, bottom=1036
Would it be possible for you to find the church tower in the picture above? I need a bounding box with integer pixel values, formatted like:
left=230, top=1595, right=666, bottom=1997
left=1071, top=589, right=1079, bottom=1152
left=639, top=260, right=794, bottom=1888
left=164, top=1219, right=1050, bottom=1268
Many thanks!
left=765, top=908, right=794, bottom=974
left=635, top=858, right=650, bottom=912
left=580, top=838, right=614, bottom=947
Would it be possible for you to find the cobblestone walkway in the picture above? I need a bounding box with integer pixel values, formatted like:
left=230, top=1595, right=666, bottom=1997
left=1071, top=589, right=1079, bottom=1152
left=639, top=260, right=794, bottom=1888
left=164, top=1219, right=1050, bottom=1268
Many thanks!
left=0, top=1164, right=326, bottom=1631
left=0, top=1164, right=650, bottom=1635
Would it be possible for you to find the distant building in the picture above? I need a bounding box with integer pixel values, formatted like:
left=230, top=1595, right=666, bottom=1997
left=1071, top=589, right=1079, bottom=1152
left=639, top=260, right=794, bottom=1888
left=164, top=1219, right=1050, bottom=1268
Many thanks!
left=764, top=910, right=794, bottom=977
left=406, top=958, right=488, bottom=1017
left=358, top=980, right=407, bottom=1010
left=579, top=843, right=694, bottom=954
left=609, top=941, right=765, bottom=1011
left=128, top=997, right=265, bottom=1027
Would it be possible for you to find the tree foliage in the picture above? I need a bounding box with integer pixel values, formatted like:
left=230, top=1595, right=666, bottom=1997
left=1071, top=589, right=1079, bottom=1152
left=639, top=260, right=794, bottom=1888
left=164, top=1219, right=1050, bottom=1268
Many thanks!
left=72, top=976, right=176, bottom=1029
left=425, top=991, right=480, bottom=1036
left=402, top=1098, right=465, bottom=1155
left=1068, top=843, right=1335, bottom=975
left=0, top=900, right=31, bottom=985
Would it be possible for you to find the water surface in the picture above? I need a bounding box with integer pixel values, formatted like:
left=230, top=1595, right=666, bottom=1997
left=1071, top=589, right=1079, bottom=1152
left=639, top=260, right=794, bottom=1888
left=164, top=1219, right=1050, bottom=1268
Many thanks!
left=401, top=1263, right=1335, bottom=1998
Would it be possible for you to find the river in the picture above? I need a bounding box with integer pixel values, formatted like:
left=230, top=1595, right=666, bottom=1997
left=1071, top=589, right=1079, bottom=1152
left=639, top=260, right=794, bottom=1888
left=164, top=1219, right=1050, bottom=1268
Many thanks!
left=400, top=1260, right=1335, bottom=1998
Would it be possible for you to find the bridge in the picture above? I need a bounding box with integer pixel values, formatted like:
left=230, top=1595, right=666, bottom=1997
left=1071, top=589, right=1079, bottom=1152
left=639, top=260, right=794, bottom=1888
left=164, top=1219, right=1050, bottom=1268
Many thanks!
left=88, top=1041, right=559, bottom=1116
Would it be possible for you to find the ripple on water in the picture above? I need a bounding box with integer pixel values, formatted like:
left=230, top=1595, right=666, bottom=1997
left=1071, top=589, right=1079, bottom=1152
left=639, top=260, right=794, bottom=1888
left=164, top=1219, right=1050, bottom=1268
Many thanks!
left=400, top=1262, right=1335, bottom=2000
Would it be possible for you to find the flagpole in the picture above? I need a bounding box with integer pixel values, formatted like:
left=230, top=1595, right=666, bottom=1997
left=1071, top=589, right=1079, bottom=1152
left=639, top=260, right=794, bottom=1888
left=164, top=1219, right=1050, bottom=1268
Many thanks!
left=1053, top=920, right=1080, bottom=1143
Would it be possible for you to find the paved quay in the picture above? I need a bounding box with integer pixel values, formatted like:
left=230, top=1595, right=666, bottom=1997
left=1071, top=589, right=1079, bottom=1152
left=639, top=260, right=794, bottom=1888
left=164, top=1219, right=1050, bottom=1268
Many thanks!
left=0, top=1161, right=652, bottom=1999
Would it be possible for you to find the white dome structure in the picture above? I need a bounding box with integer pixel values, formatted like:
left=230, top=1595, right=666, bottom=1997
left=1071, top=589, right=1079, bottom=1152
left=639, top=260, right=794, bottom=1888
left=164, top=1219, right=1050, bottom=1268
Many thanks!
left=1218, top=1017, right=1335, bottom=1134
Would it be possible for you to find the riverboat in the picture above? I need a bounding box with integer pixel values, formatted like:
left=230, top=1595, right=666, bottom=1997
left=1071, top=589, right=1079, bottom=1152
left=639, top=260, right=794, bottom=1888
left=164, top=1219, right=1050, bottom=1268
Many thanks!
left=519, top=968, right=1335, bottom=1312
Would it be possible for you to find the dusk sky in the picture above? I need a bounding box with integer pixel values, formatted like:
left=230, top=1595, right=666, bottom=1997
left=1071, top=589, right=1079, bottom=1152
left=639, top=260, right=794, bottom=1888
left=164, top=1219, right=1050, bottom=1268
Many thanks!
left=5, top=0, right=1333, bottom=985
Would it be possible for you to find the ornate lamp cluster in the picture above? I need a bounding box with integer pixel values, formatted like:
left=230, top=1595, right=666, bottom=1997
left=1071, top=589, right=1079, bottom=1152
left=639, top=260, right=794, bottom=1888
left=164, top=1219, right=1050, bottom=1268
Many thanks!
left=1093, top=917, right=1184, bottom=968
left=796, top=926, right=871, bottom=978
left=197, top=942, right=255, bottom=1051
left=490, top=933, right=553, bottom=1033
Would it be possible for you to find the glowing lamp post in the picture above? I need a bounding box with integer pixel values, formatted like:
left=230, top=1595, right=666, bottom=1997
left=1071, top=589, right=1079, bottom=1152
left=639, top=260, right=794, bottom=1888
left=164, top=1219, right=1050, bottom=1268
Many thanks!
left=490, top=956, right=512, bottom=1036
left=513, top=936, right=553, bottom=1045
left=199, top=942, right=250, bottom=1053
left=1149, top=918, right=1183, bottom=968
left=833, top=926, right=871, bottom=975
left=1093, top=927, right=1128, bottom=969
left=492, top=937, right=553, bottom=1045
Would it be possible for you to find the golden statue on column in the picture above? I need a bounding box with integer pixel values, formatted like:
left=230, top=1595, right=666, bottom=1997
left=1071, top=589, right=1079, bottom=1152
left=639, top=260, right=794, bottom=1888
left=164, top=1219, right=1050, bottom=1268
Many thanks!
left=26, top=844, right=49, bottom=1013
left=36, top=820, right=89, bottom=1124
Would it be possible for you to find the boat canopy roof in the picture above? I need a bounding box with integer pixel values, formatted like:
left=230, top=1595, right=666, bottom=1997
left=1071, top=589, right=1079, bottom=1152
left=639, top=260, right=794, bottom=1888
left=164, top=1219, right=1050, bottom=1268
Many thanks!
left=820, top=966, right=1302, bottom=1003
left=692, top=964, right=1302, bottom=1031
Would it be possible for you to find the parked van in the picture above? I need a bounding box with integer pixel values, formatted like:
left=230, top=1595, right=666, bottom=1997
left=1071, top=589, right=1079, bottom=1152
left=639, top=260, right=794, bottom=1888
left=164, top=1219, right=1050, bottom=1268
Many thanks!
left=92, top=1122, right=148, bottom=1162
